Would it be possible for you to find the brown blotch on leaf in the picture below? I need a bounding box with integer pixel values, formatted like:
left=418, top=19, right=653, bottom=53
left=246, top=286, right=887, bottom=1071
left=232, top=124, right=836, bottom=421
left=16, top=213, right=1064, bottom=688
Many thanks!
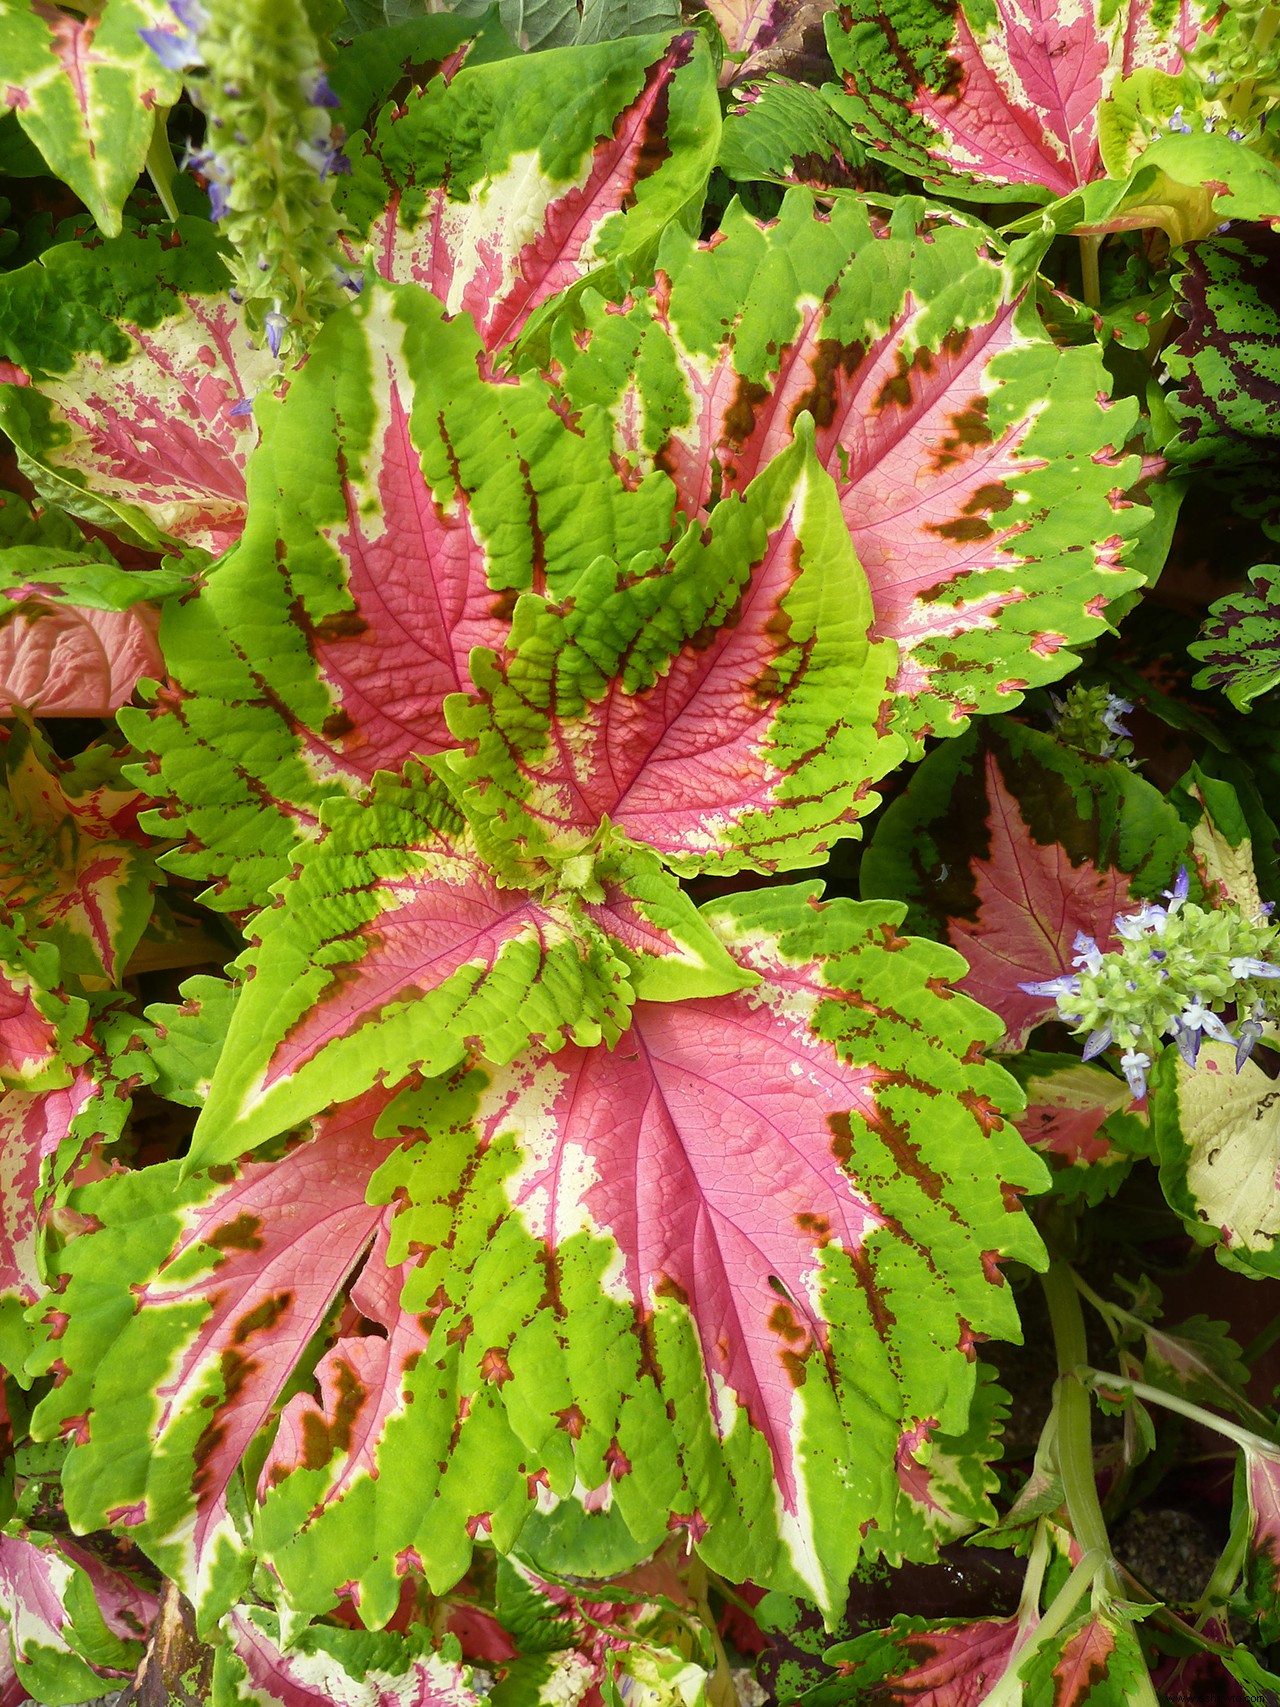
left=930, top=513, right=994, bottom=543
left=480, top=1347, right=513, bottom=1386
left=231, top=1291, right=293, bottom=1346
left=795, top=338, right=868, bottom=431
left=312, top=609, right=370, bottom=643
left=322, top=709, right=356, bottom=741
left=724, top=374, right=771, bottom=445
left=768, top=1300, right=809, bottom=1346
left=300, top=1358, right=365, bottom=1469
left=781, top=1349, right=808, bottom=1387
left=929, top=395, right=993, bottom=473
left=555, top=1403, right=586, bottom=1438
left=795, top=1210, right=832, bottom=1246
left=205, top=1212, right=263, bottom=1254
left=654, top=1273, right=689, bottom=1305
left=828, top=1109, right=854, bottom=1166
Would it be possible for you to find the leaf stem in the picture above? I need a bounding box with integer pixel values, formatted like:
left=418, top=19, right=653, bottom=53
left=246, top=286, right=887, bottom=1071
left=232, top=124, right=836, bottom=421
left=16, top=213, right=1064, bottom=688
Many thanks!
left=1078, top=235, right=1102, bottom=310
left=1084, top=1368, right=1280, bottom=1457
left=1042, top=1261, right=1116, bottom=1591
left=980, top=1548, right=1107, bottom=1707
left=146, top=113, right=182, bottom=224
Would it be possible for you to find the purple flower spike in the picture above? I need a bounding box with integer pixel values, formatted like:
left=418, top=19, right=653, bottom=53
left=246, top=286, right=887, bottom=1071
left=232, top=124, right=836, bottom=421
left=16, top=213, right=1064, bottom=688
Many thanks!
left=1072, top=932, right=1103, bottom=973
left=1018, top=974, right=1081, bottom=1000
left=305, top=71, right=341, bottom=108
left=1082, top=1025, right=1113, bottom=1061
left=1231, top=957, right=1280, bottom=980
left=1167, top=866, right=1190, bottom=906
left=138, top=26, right=200, bottom=72
left=1174, top=1023, right=1201, bottom=1068
left=1120, top=1049, right=1151, bottom=1099
left=264, top=310, right=288, bottom=358
left=169, top=0, right=210, bottom=30
left=206, top=177, right=230, bottom=221
left=1236, top=1020, right=1264, bottom=1071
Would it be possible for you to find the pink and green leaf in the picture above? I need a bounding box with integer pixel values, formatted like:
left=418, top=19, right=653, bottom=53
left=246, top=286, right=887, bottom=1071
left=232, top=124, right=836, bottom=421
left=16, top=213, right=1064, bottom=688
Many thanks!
left=0, top=1527, right=155, bottom=1705
left=860, top=719, right=1194, bottom=1049
left=30, top=1092, right=396, bottom=1624
left=545, top=191, right=1151, bottom=749
left=0, top=223, right=265, bottom=553
left=821, top=1612, right=1022, bottom=1704
left=444, top=420, right=903, bottom=876
left=1235, top=1443, right=1280, bottom=1646
left=184, top=767, right=648, bottom=1170
left=0, top=1045, right=133, bottom=1374
left=122, top=274, right=674, bottom=915
left=822, top=0, right=1210, bottom=203
left=1008, top=1053, right=1144, bottom=1204
left=1018, top=1609, right=1153, bottom=1704
left=214, top=1606, right=485, bottom=1707
left=1, top=721, right=157, bottom=986
left=254, top=884, right=1044, bottom=1619
left=0, top=0, right=183, bottom=235
left=340, top=31, right=721, bottom=354
left=0, top=913, right=88, bottom=1093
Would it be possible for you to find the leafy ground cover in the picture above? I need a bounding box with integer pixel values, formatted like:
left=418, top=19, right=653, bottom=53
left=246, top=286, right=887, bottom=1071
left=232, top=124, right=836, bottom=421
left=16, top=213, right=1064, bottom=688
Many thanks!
left=1, top=0, right=1280, bottom=1703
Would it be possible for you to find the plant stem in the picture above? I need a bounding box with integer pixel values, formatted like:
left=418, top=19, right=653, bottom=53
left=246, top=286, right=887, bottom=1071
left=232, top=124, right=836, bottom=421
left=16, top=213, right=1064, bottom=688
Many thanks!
left=146, top=114, right=182, bottom=223
left=1084, top=1369, right=1280, bottom=1457
left=1079, top=235, right=1102, bottom=310
left=980, top=1549, right=1107, bottom=1707
left=1042, top=1261, right=1116, bottom=1592
left=1243, top=1310, right=1280, bottom=1367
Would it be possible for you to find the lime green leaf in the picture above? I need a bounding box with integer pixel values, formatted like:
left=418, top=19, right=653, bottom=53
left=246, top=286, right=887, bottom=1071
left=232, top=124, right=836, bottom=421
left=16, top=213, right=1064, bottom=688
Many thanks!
left=0, top=0, right=183, bottom=235
left=445, top=421, right=903, bottom=877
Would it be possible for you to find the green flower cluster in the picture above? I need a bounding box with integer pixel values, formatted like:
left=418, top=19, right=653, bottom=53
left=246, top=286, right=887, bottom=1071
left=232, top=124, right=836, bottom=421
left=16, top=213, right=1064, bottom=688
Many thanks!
left=141, top=0, right=352, bottom=361
left=1049, top=684, right=1134, bottom=763
left=1021, top=871, right=1280, bottom=1097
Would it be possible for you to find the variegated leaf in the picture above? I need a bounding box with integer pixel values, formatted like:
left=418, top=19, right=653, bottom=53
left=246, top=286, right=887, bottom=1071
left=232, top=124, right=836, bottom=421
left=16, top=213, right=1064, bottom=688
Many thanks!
left=253, top=885, right=1043, bottom=1620
left=185, top=770, right=748, bottom=1168
left=545, top=191, right=1150, bottom=749
left=122, top=274, right=674, bottom=915
left=1152, top=1038, right=1280, bottom=1277
left=1166, top=225, right=1280, bottom=543
left=709, top=0, right=836, bottom=87
left=821, top=1612, right=1022, bottom=1704
left=1191, top=564, right=1280, bottom=713
left=0, top=1527, right=156, bottom=1704
left=1019, top=1608, right=1153, bottom=1704
left=1009, top=1053, right=1144, bottom=1203
left=0, top=222, right=265, bottom=553
left=445, top=421, right=902, bottom=875
left=1, top=721, right=157, bottom=986
left=0, top=1038, right=138, bottom=1375
left=720, top=76, right=881, bottom=192
left=340, top=31, right=720, bottom=352
left=0, top=912, right=87, bottom=1092
left=30, top=1092, right=395, bottom=1624
left=860, top=719, right=1193, bottom=1050
left=214, top=1606, right=484, bottom=1707
left=0, top=0, right=183, bottom=235
left=822, top=0, right=1209, bottom=203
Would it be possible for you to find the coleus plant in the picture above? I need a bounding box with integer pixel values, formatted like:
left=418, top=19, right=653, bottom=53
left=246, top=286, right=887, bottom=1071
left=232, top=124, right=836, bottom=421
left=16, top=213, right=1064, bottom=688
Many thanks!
left=2, top=0, right=1280, bottom=1702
